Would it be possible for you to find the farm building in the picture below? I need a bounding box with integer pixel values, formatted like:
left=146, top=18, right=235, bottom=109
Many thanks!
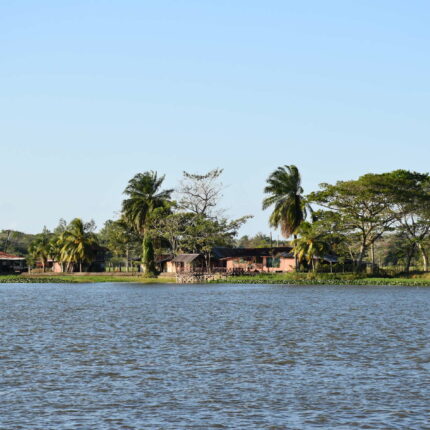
left=161, top=247, right=298, bottom=274
left=0, top=251, right=26, bottom=273
left=213, top=246, right=296, bottom=273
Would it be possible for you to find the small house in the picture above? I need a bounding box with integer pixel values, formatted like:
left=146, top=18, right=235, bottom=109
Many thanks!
left=165, top=254, right=206, bottom=273
left=0, top=251, right=26, bottom=273
left=161, top=247, right=297, bottom=274
left=213, top=247, right=296, bottom=273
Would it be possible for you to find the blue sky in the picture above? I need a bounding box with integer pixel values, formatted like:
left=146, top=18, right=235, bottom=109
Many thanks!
left=1, top=1, right=429, bottom=237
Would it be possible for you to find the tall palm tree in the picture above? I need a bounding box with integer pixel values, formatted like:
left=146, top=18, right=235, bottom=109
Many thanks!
left=122, top=171, right=173, bottom=275
left=263, top=165, right=309, bottom=269
left=50, top=235, right=66, bottom=272
left=28, top=234, right=51, bottom=272
left=293, top=222, right=330, bottom=272
left=60, top=218, right=98, bottom=272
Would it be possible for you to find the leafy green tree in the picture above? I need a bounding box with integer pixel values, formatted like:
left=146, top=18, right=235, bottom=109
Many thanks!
left=380, top=170, right=430, bottom=272
left=1, top=229, right=36, bottom=256
left=382, top=232, right=417, bottom=271
left=28, top=227, right=52, bottom=272
left=236, top=233, right=289, bottom=248
left=309, top=174, right=397, bottom=272
left=99, top=219, right=141, bottom=271
left=122, top=171, right=173, bottom=275
left=142, top=236, right=156, bottom=274
left=147, top=208, right=195, bottom=255
left=293, top=222, right=330, bottom=272
left=310, top=210, right=354, bottom=262
left=53, top=218, right=68, bottom=235
left=180, top=214, right=251, bottom=270
left=60, top=218, right=98, bottom=272
left=49, top=235, right=65, bottom=272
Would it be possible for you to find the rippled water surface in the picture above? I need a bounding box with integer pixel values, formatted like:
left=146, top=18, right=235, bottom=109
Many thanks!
left=1, top=283, right=430, bottom=429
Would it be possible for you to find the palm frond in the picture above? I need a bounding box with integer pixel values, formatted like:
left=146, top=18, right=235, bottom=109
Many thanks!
left=263, top=165, right=308, bottom=238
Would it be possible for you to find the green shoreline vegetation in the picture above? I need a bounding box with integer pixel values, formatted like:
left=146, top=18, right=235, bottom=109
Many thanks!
left=2, top=166, right=430, bottom=283
left=212, top=272, right=430, bottom=286
left=1, top=273, right=430, bottom=286
left=0, top=274, right=176, bottom=284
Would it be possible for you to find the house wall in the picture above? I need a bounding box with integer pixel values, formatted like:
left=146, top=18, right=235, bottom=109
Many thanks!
left=164, top=259, right=226, bottom=273
left=166, top=261, right=177, bottom=273
left=226, top=256, right=295, bottom=272
left=279, top=257, right=295, bottom=272
left=0, top=259, right=26, bottom=273
left=52, top=262, right=63, bottom=273
left=165, top=261, right=198, bottom=273
left=226, top=259, right=263, bottom=272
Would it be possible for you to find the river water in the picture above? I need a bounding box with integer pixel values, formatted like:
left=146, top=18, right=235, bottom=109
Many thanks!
left=1, top=283, right=430, bottom=429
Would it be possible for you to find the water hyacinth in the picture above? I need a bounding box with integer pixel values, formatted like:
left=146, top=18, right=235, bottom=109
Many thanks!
left=0, top=276, right=75, bottom=284
left=210, top=276, right=430, bottom=287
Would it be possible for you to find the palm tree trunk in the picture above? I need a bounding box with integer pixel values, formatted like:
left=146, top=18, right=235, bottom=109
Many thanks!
left=293, top=234, right=298, bottom=271
left=79, top=261, right=82, bottom=272
left=418, top=243, right=429, bottom=272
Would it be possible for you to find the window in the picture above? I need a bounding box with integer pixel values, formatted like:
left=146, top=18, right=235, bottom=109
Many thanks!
left=266, top=257, right=280, bottom=268
left=239, top=257, right=251, bottom=263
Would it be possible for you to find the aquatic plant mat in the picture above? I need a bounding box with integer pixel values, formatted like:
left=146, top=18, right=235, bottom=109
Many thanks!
left=210, top=273, right=430, bottom=287
left=0, top=275, right=175, bottom=284
left=0, top=276, right=75, bottom=283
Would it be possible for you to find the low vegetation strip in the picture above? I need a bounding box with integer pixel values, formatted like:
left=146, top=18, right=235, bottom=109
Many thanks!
left=50, top=275, right=176, bottom=283
left=0, top=274, right=176, bottom=284
left=211, top=276, right=430, bottom=286
left=0, top=275, right=75, bottom=283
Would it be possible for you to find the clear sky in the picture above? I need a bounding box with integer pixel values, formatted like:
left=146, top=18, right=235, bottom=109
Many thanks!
left=1, top=1, right=429, bottom=237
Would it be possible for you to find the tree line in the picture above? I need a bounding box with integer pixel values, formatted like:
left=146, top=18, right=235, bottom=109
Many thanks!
left=24, top=169, right=250, bottom=274
left=18, top=165, right=430, bottom=274
left=263, top=166, right=430, bottom=273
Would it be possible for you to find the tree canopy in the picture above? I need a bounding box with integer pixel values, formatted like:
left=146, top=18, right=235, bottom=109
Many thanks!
left=263, top=165, right=309, bottom=238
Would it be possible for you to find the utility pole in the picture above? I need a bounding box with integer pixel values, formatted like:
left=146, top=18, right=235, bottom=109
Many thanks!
left=3, top=230, right=12, bottom=253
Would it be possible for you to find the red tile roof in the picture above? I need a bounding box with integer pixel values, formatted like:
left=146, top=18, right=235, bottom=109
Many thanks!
left=0, top=251, right=25, bottom=260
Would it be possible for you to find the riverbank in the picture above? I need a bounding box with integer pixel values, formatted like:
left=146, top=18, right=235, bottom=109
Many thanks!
left=0, top=274, right=176, bottom=284
left=1, top=272, right=430, bottom=286
left=211, top=272, right=430, bottom=287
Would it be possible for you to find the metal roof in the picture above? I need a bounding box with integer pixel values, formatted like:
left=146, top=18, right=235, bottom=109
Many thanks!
left=0, top=251, right=25, bottom=261
left=172, top=254, right=201, bottom=263
left=156, top=254, right=174, bottom=264
left=213, top=246, right=294, bottom=260
left=314, top=255, right=338, bottom=263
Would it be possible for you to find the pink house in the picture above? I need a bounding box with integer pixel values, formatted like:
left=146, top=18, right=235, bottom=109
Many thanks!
left=215, top=247, right=296, bottom=273
left=160, top=247, right=296, bottom=274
